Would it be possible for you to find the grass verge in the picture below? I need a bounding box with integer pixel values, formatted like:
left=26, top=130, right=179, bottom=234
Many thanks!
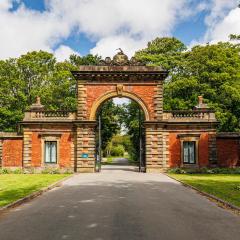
left=169, top=174, right=240, bottom=208
left=0, top=174, right=69, bottom=207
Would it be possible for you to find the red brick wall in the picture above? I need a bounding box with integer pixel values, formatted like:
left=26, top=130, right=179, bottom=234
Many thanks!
left=169, top=133, right=181, bottom=167
left=59, top=133, right=72, bottom=168
left=31, top=133, right=41, bottom=167
left=217, top=139, right=240, bottom=167
left=30, top=132, right=72, bottom=168
left=2, top=139, right=23, bottom=167
left=86, top=84, right=155, bottom=120
left=199, top=133, right=209, bottom=167
left=168, top=133, right=210, bottom=167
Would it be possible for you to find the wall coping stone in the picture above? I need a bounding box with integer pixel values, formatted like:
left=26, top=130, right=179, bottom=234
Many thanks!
left=217, top=132, right=240, bottom=139
left=0, top=132, right=23, bottom=139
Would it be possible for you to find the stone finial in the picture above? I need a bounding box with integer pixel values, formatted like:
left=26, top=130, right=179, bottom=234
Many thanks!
left=194, top=96, right=209, bottom=110
left=36, top=96, right=41, bottom=105
left=198, top=96, right=203, bottom=105
left=30, top=96, right=44, bottom=111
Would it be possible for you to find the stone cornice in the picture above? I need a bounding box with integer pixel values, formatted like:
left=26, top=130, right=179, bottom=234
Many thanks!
left=71, top=66, right=168, bottom=82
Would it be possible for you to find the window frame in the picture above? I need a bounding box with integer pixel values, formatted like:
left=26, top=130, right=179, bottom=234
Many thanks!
left=40, top=134, right=61, bottom=166
left=44, top=141, right=57, bottom=164
left=178, top=134, right=200, bottom=167
left=183, top=141, right=196, bottom=165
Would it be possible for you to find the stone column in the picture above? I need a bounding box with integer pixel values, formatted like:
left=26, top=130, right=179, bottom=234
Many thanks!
left=77, top=81, right=87, bottom=120
left=76, top=122, right=96, bottom=173
left=23, top=131, right=32, bottom=168
left=154, top=81, right=163, bottom=120
left=0, top=139, right=3, bottom=168
left=145, top=123, right=166, bottom=173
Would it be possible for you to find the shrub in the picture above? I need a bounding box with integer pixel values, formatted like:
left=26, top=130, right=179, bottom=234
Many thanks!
left=12, top=168, right=24, bottom=174
left=167, top=167, right=240, bottom=174
left=110, top=145, right=125, bottom=157
left=0, top=168, right=11, bottom=174
left=41, top=167, right=60, bottom=174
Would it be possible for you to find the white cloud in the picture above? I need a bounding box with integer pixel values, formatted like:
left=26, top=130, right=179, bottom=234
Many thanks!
left=0, top=0, right=13, bottom=11
left=191, top=0, right=239, bottom=45
left=0, top=0, right=193, bottom=59
left=48, top=0, right=189, bottom=57
left=0, top=0, right=71, bottom=59
left=205, top=7, right=240, bottom=43
left=54, top=45, right=79, bottom=62
left=204, top=0, right=236, bottom=26
left=90, top=35, right=147, bottom=58
left=4, top=0, right=237, bottom=60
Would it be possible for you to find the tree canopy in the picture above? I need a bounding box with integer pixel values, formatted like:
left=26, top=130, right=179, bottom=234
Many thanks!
left=135, top=37, right=240, bottom=132
left=0, top=51, right=100, bottom=131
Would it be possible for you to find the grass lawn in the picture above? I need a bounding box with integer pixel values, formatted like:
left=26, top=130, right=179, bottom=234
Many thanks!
left=169, top=174, right=240, bottom=208
left=0, top=174, right=69, bottom=207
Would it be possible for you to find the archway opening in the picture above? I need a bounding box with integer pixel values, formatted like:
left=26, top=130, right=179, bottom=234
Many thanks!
left=95, top=97, right=146, bottom=172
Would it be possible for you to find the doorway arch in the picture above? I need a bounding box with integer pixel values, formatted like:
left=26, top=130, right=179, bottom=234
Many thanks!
left=89, top=90, right=150, bottom=121
left=93, top=92, right=147, bottom=172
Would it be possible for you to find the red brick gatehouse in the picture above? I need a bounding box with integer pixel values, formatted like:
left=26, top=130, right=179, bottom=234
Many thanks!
left=0, top=51, right=239, bottom=172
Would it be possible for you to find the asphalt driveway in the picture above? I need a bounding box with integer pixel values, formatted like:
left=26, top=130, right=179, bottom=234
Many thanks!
left=0, top=166, right=239, bottom=240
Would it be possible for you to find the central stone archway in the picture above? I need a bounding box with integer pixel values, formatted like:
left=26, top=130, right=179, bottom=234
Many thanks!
left=72, top=51, right=168, bottom=173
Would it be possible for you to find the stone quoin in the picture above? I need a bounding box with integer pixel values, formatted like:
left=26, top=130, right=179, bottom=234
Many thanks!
left=0, top=50, right=239, bottom=172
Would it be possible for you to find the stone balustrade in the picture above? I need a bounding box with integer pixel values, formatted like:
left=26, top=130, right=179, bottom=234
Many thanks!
left=163, top=110, right=216, bottom=122
left=23, top=110, right=76, bottom=121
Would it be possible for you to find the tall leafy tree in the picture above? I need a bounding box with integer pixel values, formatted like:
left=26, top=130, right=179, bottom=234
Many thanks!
left=136, top=37, right=240, bottom=132
left=69, top=54, right=102, bottom=66
left=118, top=101, right=144, bottom=161
left=96, top=100, right=121, bottom=151
left=0, top=51, right=77, bottom=131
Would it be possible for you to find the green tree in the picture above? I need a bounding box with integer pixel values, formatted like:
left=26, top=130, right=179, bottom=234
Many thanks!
left=97, top=100, right=121, bottom=151
left=136, top=37, right=240, bottom=132
left=118, top=101, right=144, bottom=161
left=135, top=37, right=187, bottom=70
left=0, top=51, right=77, bottom=131
left=69, top=54, right=101, bottom=66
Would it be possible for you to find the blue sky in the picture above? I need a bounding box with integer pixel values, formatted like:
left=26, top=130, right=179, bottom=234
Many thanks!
left=0, top=0, right=239, bottom=60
